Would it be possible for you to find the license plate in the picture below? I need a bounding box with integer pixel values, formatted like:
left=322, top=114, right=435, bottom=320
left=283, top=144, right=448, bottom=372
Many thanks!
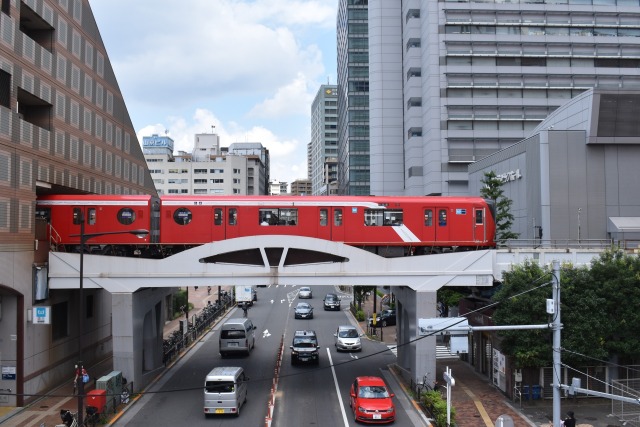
left=215, top=409, right=224, bottom=414
left=373, top=414, right=381, bottom=420
left=228, top=342, right=238, bottom=347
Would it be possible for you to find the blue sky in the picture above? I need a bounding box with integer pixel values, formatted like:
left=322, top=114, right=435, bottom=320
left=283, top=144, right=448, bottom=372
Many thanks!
left=89, top=0, right=338, bottom=185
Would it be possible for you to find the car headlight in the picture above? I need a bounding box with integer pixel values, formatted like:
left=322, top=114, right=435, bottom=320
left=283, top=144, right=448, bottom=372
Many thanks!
left=358, top=406, right=366, bottom=412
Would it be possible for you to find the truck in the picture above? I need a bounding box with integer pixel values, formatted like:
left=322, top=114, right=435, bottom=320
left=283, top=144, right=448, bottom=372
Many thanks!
left=235, top=285, right=254, bottom=306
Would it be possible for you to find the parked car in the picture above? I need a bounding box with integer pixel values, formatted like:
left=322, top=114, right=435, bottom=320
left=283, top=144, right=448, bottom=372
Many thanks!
left=368, top=309, right=396, bottom=327
left=334, top=325, right=362, bottom=352
left=290, top=330, right=320, bottom=365
left=349, top=376, right=396, bottom=424
left=294, top=302, right=314, bottom=319
left=298, top=286, right=312, bottom=299
left=323, top=293, right=341, bottom=311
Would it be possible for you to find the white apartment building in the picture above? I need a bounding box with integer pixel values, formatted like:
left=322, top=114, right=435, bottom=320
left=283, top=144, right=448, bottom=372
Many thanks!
left=367, top=0, right=640, bottom=196
left=269, top=180, right=289, bottom=195
left=143, top=133, right=269, bottom=195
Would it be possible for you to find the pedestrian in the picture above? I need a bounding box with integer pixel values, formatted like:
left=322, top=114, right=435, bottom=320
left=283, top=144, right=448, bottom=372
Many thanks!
left=562, top=411, right=576, bottom=427
left=207, top=286, right=211, bottom=295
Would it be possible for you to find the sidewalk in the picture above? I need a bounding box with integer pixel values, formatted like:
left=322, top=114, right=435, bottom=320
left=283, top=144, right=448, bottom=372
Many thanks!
left=0, top=285, right=229, bottom=427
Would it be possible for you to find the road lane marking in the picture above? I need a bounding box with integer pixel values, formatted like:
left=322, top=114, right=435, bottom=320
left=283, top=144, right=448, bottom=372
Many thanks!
left=327, top=348, right=350, bottom=426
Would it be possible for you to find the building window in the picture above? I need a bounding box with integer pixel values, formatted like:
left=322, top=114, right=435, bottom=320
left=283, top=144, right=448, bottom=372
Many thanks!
left=0, top=70, right=9, bottom=108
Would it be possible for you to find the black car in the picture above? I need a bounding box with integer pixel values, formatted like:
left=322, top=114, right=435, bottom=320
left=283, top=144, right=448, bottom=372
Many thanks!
left=294, top=302, right=314, bottom=319
left=290, top=330, right=320, bottom=365
left=323, top=293, right=341, bottom=311
left=368, top=309, right=396, bottom=327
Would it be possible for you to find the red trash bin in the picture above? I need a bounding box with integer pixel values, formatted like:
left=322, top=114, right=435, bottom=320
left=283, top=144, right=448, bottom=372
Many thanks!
left=86, top=389, right=107, bottom=412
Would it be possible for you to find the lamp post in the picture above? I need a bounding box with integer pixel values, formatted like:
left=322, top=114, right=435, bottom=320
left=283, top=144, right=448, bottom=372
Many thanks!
left=72, top=214, right=148, bottom=425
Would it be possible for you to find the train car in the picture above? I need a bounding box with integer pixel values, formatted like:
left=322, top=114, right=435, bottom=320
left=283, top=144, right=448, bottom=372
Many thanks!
left=158, top=195, right=496, bottom=255
left=36, top=195, right=158, bottom=256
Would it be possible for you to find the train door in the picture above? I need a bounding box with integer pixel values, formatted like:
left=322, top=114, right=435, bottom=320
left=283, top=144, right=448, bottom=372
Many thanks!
left=331, top=208, right=344, bottom=242
left=212, top=208, right=225, bottom=241
left=473, top=207, right=486, bottom=243
left=436, top=207, right=450, bottom=242
left=317, top=208, right=331, bottom=241
left=225, top=207, right=240, bottom=239
left=422, top=208, right=436, bottom=243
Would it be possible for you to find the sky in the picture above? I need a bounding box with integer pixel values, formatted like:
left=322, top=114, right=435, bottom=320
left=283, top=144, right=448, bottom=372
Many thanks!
left=89, top=0, right=338, bottom=186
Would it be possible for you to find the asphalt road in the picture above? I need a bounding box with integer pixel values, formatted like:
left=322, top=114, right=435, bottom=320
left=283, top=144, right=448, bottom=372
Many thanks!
left=112, top=285, right=424, bottom=427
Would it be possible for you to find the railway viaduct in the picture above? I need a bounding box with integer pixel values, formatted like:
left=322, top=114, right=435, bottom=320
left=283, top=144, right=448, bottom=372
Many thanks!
left=46, top=235, right=604, bottom=390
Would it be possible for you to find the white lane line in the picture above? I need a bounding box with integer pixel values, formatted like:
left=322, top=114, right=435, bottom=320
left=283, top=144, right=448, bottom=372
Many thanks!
left=327, top=348, right=350, bottom=426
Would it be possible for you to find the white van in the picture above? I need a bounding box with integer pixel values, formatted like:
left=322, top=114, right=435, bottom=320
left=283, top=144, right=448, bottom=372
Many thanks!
left=219, top=318, right=256, bottom=357
left=203, top=366, right=249, bottom=417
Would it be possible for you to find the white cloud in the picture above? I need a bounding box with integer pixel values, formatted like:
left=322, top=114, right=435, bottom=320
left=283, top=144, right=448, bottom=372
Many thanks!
left=92, top=0, right=333, bottom=186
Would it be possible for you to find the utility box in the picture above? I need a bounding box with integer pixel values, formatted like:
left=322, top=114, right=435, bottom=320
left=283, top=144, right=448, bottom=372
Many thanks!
left=86, top=389, right=107, bottom=412
left=96, top=371, right=124, bottom=413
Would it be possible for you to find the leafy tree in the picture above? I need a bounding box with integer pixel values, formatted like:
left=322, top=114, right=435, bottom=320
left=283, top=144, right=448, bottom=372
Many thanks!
left=491, top=260, right=553, bottom=368
left=491, top=249, right=640, bottom=368
left=353, top=286, right=375, bottom=311
left=480, top=171, right=519, bottom=244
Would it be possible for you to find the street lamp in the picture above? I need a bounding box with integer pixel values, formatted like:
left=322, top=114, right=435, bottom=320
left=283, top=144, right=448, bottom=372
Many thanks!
left=71, top=213, right=148, bottom=425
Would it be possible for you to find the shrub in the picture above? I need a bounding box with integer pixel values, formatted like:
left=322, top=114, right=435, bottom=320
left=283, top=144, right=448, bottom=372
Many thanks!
left=355, top=310, right=366, bottom=321
left=421, top=390, right=456, bottom=427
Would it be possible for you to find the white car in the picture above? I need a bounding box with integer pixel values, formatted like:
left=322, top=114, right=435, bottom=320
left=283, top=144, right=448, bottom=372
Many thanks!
left=334, top=325, right=362, bottom=352
left=299, top=286, right=312, bottom=299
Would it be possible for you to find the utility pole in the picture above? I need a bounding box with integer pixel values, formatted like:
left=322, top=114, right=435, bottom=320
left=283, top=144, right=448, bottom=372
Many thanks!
left=551, top=260, right=562, bottom=427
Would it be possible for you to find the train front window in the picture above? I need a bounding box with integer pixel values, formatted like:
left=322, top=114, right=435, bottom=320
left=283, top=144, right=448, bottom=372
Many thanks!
left=117, top=207, right=135, bottom=225
left=475, top=209, right=483, bottom=225
left=173, top=207, right=192, bottom=225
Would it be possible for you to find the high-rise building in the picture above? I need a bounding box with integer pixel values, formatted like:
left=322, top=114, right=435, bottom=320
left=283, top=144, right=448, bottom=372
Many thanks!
left=310, top=85, right=338, bottom=195
left=143, top=133, right=269, bottom=195
left=0, top=0, right=156, bottom=406
left=367, top=0, right=640, bottom=196
left=337, top=0, right=370, bottom=195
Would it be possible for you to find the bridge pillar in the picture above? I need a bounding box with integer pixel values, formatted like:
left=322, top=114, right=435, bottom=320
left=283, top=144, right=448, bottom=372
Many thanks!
left=394, top=287, right=437, bottom=386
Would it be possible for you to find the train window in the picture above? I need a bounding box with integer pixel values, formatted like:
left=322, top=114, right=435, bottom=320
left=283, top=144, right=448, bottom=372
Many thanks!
left=334, top=209, right=343, bottom=226
left=259, top=208, right=278, bottom=225
left=214, top=208, right=222, bottom=226
left=88, top=208, right=97, bottom=225
left=320, top=209, right=328, bottom=226
left=475, top=209, right=483, bottom=225
left=117, top=207, right=135, bottom=225
left=438, top=209, right=447, bottom=226
left=73, top=207, right=82, bottom=224
left=364, top=209, right=384, bottom=226
left=424, top=210, right=433, bottom=226
left=229, top=208, right=237, bottom=226
left=280, top=208, right=298, bottom=225
left=173, top=207, right=192, bottom=225
left=383, top=210, right=403, bottom=226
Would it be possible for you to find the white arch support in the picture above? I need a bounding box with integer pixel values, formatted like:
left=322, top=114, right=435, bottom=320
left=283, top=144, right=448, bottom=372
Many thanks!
left=47, top=236, right=495, bottom=293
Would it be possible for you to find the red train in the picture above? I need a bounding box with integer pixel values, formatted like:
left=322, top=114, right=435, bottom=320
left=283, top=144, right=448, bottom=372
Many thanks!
left=36, top=195, right=496, bottom=258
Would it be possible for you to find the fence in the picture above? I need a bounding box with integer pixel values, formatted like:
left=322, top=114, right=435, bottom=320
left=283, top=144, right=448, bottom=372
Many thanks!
left=162, top=295, right=233, bottom=366
left=611, top=378, right=640, bottom=427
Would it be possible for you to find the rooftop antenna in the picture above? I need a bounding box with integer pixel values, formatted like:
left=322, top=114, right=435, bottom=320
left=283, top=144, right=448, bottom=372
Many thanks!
left=164, top=129, right=169, bottom=135
left=211, top=125, right=215, bottom=134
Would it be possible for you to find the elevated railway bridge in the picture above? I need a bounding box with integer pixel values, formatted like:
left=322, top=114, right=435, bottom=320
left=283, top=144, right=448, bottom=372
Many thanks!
left=46, top=235, right=612, bottom=390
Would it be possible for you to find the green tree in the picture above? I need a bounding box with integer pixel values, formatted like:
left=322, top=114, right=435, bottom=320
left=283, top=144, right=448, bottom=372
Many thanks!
left=480, top=171, right=519, bottom=244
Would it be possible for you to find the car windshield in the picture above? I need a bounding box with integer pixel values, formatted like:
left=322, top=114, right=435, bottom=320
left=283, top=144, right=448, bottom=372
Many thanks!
left=358, top=385, right=390, bottom=399
left=325, top=295, right=337, bottom=301
left=339, top=329, right=359, bottom=338
left=296, top=304, right=310, bottom=310
left=300, top=287, right=310, bottom=292
left=293, top=338, right=317, bottom=347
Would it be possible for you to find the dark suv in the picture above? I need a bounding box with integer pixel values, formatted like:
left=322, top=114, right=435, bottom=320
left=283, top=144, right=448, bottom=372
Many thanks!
left=323, top=293, right=341, bottom=311
left=290, top=330, right=320, bottom=365
left=368, top=309, right=397, bottom=327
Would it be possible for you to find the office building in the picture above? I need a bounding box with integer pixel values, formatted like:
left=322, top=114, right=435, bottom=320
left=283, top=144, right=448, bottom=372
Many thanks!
left=143, top=133, right=269, bottom=195
left=367, top=0, right=640, bottom=196
left=0, top=0, right=156, bottom=406
left=269, top=180, right=288, bottom=195
left=310, top=85, right=338, bottom=195
left=337, top=0, right=370, bottom=195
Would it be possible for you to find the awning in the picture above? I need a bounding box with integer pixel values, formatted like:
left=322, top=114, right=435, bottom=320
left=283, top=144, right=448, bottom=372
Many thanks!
left=608, top=217, right=640, bottom=233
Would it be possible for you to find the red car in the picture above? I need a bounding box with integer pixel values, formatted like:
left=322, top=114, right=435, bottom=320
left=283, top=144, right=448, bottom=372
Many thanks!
left=349, top=376, right=396, bottom=424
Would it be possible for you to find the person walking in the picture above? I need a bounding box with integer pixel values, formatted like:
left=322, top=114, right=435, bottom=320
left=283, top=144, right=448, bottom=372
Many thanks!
left=562, top=411, right=576, bottom=427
